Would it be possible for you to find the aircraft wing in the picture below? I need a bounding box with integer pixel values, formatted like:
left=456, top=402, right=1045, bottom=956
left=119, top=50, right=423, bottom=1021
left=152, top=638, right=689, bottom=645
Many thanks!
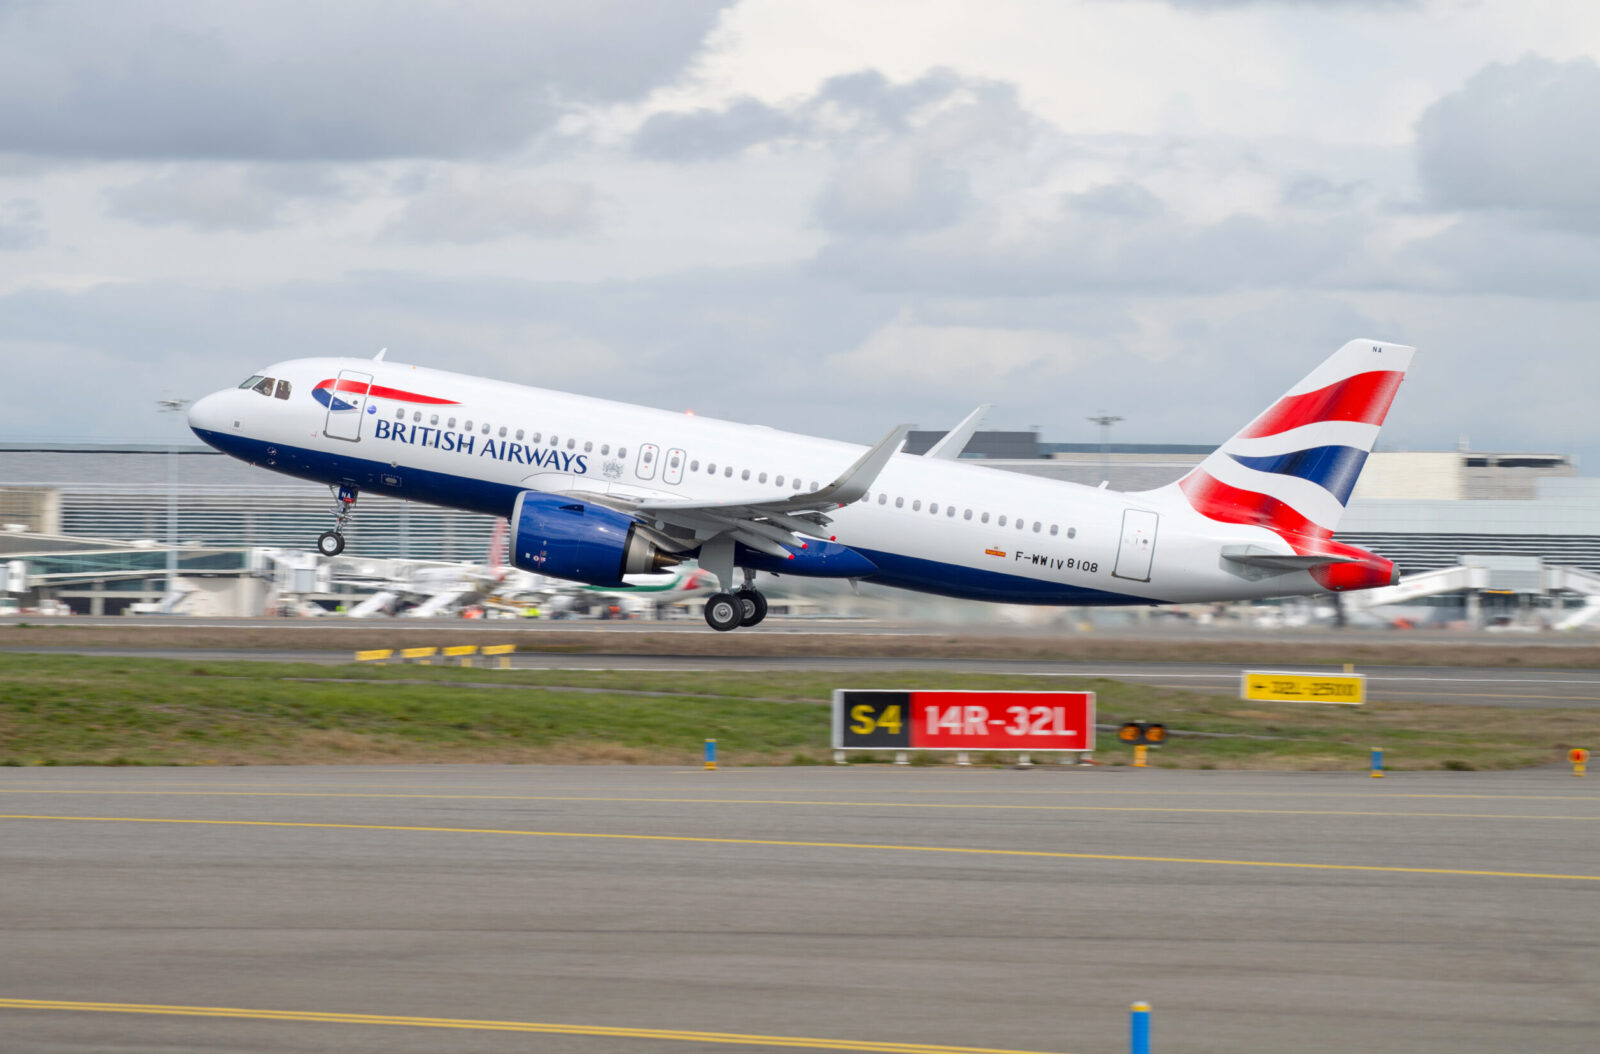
left=595, top=424, right=911, bottom=559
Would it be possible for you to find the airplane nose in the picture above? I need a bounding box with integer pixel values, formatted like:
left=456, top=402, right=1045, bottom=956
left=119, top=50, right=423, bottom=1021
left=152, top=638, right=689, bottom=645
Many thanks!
left=187, top=391, right=230, bottom=439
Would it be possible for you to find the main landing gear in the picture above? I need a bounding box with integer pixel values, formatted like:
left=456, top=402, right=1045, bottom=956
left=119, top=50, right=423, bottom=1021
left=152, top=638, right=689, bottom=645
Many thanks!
left=702, top=589, right=768, bottom=631
left=317, top=484, right=358, bottom=557
left=703, top=569, right=769, bottom=632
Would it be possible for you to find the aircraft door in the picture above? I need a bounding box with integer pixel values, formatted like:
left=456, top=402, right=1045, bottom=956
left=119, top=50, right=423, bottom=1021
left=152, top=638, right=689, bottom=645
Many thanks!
left=663, top=448, right=686, bottom=485
left=1112, top=508, right=1159, bottom=582
left=635, top=443, right=659, bottom=481
left=323, top=369, right=373, bottom=442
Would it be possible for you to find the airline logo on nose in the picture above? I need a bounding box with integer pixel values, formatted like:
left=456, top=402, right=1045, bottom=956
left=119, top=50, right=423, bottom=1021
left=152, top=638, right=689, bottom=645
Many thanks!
left=313, top=378, right=460, bottom=412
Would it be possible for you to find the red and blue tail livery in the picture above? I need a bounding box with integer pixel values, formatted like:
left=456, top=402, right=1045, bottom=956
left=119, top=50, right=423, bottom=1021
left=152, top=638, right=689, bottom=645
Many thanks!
left=1172, top=339, right=1413, bottom=590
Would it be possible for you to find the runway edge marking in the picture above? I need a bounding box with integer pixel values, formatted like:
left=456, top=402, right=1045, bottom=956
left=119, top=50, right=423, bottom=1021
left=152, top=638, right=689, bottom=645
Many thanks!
left=0, top=998, right=1070, bottom=1054
left=3, top=814, right=1597, bottom=882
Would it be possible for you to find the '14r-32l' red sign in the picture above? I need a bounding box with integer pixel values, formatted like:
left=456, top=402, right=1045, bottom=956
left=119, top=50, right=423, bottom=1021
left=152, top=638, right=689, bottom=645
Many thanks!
left=832, top=690, right=1096, bottom=752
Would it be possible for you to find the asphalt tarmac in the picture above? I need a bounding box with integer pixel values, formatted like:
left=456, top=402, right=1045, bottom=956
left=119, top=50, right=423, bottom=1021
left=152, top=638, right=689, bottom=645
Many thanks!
left=2, top=765, right=1597, bottom=1053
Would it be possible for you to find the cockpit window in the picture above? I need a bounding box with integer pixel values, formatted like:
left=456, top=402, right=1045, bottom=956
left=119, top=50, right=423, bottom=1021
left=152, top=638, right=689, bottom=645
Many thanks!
left=274, top=379, right=291, bottom=400
left=251, top=376, right=276, bottom=396
left=238, top=375, right=265, bottom=390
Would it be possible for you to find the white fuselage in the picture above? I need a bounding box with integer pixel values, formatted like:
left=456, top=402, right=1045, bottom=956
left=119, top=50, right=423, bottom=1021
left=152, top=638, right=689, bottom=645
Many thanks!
left=189, top=357, right=1340, bottom=606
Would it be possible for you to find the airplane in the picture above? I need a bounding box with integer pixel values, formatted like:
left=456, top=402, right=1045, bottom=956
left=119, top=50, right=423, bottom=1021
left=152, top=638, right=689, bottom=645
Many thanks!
left=188, top=339, right=1412, bottom=631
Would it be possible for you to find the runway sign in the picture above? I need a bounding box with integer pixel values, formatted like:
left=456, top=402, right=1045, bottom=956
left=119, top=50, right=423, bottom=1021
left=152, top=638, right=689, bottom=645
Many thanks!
left=1241, top=670, right=1365, bottom=705
left=832, top=690, right=1095, bottom=752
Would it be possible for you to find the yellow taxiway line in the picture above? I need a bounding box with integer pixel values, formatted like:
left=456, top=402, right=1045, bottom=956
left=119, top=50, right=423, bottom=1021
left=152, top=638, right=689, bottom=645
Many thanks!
left=0, top=997, right=1066, bottom=1053
left=3, top=813, right=1597, bottom=882
left=0, top=788, right=1593, bottom=821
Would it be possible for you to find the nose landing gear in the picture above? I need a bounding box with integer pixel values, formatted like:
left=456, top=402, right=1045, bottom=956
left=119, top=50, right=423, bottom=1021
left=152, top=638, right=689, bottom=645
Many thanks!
left=318, top=484, right=358, bottom=557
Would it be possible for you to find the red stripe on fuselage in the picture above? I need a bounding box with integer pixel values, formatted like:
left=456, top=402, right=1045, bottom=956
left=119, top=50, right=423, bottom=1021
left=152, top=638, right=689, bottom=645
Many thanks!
left=314, top=378, right=459, bottom=405
left=1240, top=370, right=1403, bottom=439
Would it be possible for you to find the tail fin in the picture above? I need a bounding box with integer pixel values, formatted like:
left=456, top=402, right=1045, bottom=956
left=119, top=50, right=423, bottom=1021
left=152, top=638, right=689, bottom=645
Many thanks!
left=1175, top=339, right=1413, bottom=541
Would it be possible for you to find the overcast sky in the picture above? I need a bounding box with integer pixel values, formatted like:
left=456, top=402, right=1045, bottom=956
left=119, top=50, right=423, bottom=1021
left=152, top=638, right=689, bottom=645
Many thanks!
left=2, top=0, right=1598, bottom=464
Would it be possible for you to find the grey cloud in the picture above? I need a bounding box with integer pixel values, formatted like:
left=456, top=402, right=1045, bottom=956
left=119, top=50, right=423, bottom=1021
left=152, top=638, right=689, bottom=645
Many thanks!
left=0, top=197, right=44, bottom=249
left=105, top=165, right=354, bottom=231
left=633, top=99, right=799, bottom=161
left=813, top=147, right=974, bottom=236
left=1417, top=55, right=1600, bottom=215
left=630, top=67, right=1026, bottom=163
left=384, top=177, right=600, bottom=243
left=0, top=0, right=731, bottom=161
left=1398, top=214, right=1600, bottom=298
left=1281, top=176, right=1367, bottom=211
left=1068, top=182, right=1165, bottom=219
left=814, top=185, right=1360, bottom=296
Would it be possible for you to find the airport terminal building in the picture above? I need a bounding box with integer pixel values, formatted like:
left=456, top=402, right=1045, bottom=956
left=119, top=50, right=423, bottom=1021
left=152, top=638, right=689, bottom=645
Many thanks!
left=3, top=439, right=1598, bottom=617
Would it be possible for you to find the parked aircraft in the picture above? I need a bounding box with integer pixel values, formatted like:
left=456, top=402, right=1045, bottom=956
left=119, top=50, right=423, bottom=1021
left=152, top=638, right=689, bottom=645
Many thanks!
left=189, top=339, right=1412, bottom=630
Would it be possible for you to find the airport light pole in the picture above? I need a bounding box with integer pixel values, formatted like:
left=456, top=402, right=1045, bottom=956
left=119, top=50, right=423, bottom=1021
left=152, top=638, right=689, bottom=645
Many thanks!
left=157, top=398, right=189, bottom=607
left=1087, top=412, right=1123, bottom=486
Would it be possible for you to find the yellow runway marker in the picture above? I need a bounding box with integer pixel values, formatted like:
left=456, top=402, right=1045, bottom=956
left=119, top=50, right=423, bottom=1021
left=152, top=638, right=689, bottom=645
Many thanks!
left=0, top=997, right=1064, bottom=1053
left=3, top=814, right=1598, bottom=882
left=0, top=789, right=1594, bottom=822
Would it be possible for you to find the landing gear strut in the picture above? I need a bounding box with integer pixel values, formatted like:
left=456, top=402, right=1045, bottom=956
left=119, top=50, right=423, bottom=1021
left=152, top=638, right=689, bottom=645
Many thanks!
left=318, top=484, right=357, bottom=557
left=736, top=568, right=767, bottom=627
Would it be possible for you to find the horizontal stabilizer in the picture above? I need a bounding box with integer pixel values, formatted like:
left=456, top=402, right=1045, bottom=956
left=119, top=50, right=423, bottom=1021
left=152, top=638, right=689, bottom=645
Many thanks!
left=1221, top=545, right=1355, bottom=572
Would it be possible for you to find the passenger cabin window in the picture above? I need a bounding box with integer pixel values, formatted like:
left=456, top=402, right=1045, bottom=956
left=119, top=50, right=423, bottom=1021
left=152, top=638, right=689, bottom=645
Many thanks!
left=274, top=380, right=291, bottom=400
left=584, top=441, right=593, bottom=453
left=1049, top=525, right=1058, bottom=536
left=998, top=515, right=1007, bottom=526
left=514, top=428, right=523, bottom=440
left=775, top=475, right=785, bottom=487
left=618, top=447, right=627, bottom=458
left=981, top=512, right=990, bottom=523
left=567, top=438, right=576, bottom=450
left=741, top=469, right=750, bottom=481
left=414, top=411, right=422, bottom=422
left=878, top=494, right=887, bottom=505
left=895, top=497, right=904, bottom=508
left=1067, top=527, right=1077, bottom=539
left=601, top=445, right=610, bottom=455
left=964, top=509, right=972, bottom=520
left=449, top=418, right=457, bottom=429
left=759, top=472, right=768, bottom=483
left=499, top=426, right=507, bottom=437
left=529, top=431, right=539, bottom=442
left=690, top=460, right=700, bottom=472
left=481, top=422, right=490, bottom=434
left=396, top=408, right=405, bottom=420
left=724, top=466, right=733, bottom=477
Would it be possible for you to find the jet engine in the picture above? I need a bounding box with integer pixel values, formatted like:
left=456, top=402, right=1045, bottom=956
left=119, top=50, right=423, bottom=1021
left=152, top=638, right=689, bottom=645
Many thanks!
left=511, top=491, right=680, bottom=586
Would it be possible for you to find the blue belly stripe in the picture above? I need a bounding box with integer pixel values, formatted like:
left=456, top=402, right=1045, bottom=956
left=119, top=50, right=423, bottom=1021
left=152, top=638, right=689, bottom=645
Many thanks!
left=1229, top=445, right=1369, bottom=504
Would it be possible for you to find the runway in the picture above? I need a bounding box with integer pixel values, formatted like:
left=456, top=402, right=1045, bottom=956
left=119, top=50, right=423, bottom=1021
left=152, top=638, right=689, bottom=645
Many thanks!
left=3, top=765, right=1597, bottom=1052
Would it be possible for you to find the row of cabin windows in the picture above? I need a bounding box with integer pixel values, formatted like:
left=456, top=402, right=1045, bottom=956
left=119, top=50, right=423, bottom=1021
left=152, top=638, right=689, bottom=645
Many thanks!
left=239, top=375, right=291, bottom=400
left=861, top=489, right=1076, bottom=539
left=394, top=408, right=624, bottom=458
left=683, top=456, right=818, bottom=490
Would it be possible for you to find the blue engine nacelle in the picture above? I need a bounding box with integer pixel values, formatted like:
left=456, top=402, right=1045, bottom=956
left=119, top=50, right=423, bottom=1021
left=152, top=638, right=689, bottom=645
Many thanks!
left=511, top=491, right=680, bottom=586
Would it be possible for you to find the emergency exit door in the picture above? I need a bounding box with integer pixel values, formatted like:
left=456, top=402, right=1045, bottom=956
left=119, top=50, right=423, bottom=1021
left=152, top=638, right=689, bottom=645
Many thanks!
left=1112, top=509, right=1159, bottom=582
left=323, top=369, right=372, bottom=442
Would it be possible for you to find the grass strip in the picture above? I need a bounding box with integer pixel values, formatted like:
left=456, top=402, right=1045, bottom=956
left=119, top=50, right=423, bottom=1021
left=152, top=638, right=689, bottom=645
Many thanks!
left=1, top=653, right=1595, bottom=770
